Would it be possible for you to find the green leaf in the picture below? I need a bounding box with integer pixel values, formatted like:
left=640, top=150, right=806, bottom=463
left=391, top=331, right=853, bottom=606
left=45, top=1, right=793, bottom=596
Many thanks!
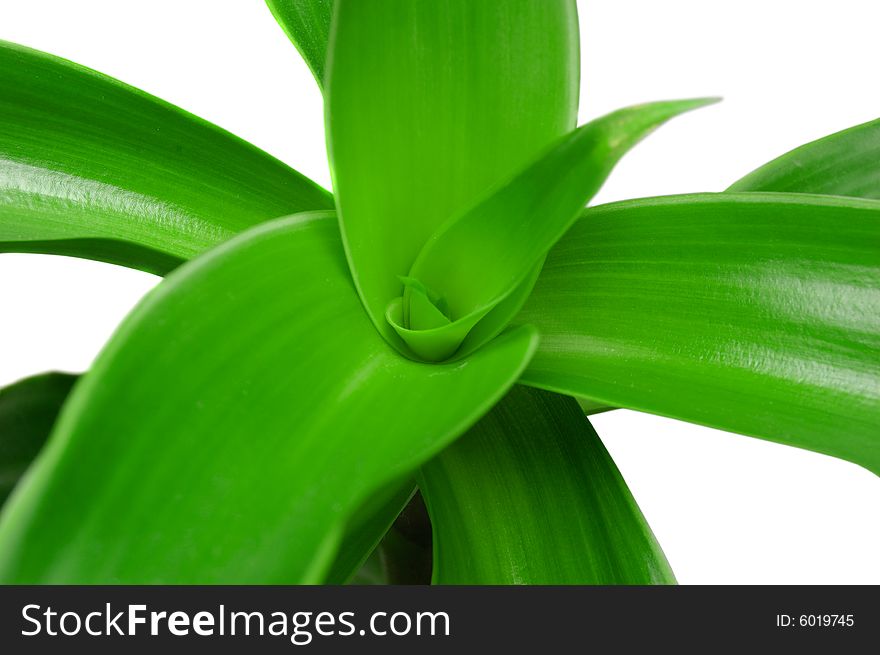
left=388, top=99, right=718, bottom=361
left=0, top=212, right=537, bottom=583
left=729, top=117, right=880, bottom=198
left=3, top=240, right=184, bottom=278
left=375, top=491, right=433, bottom=585
left=0, top=373, right=76, bottom=503
left=419, top=385, right=674, bottom=584
left=0, top=41, right=332, bottom=274
left=518, top=193, right=880, bottom=473
left=347, top=547, right=386, bottom=585
left=0, top=372, right=415, bottom=587
left=577, top=398, right=615, bottom=415
left=342, top=489, right=435, bottom=586
left=325, top=0, right=580, bottom=346
left=324, top=478, right=414, bottom=584
left=265, top=0, right=333, bottom=89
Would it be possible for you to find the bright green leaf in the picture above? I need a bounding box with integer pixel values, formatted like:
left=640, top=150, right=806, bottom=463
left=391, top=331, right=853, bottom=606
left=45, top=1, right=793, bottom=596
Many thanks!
left=419, top=385, right=675, bottom=584
left=326, top=0, right=579, bottom=347
left=0, top=374, right=415, bottom=587
left=0, top=373, right=76, bottom=503
left=265, top=0, right=333, bottom=89
left=518, top=193, right=880, bottom=473
left=389, top=99, right=718, bottom=361
left=729, top=117, right=880, bottom=198
left=0, top=41, right=332, bottom=275
left=0, top=212, right=537, bottom=583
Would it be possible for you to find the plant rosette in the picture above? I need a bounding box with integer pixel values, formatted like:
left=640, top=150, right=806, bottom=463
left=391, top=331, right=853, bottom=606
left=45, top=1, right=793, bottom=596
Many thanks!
left=0, top=1, right=876, bottom=584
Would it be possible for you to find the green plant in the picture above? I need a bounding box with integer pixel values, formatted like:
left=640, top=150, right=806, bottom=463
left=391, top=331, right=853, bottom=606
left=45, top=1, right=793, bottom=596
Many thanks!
left=0, top=0, right=876, bottom=584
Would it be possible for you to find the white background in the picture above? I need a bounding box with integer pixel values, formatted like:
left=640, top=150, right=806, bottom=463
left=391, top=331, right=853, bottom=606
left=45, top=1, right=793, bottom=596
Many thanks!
left=1, top=0, right=878, bottom=584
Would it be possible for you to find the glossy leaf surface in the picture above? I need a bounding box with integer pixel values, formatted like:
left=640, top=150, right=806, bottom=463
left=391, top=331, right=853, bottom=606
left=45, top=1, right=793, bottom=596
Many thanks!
left=0, top=41, right=332, bottom=274
left=0, top=371, right=414, bottom=586
left=729, top=117, right=880, bottom=198
left=0, top=373, right=76, bottom=503
left=419, top=386, right=674, bottom=584
left=326, top=0, right=579, bottom=345
left=518, top=193, right=880, bottom=473
left=0, top=212, right=537, bottom=583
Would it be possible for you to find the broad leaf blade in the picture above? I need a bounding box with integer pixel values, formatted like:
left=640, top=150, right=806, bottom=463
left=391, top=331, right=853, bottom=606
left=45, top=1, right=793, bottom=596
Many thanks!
left=0, top=373, right=76, bottom=503
left=0, top=212, right=537, bottom=583
left=391, top=99, right=717, bottom=360
left=0, top=373, right=415, bottom=586
left=0, top=41, right=332, bottom=273
left=265, top=0, right=332, bottom=89
left=326, top=0, right=579, bottom=345
left=729, top=117, right=880, bottom=198
left=518, top=193, right=880, bottom=473
left=420, top=385, right=674, bottom=584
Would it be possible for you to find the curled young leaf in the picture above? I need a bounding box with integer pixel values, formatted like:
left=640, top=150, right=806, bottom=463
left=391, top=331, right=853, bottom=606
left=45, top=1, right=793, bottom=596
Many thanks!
left=390, top=99, right=719, bottom=361
left=326, top=0, right=580, bottom=348
left=0, top=212, right=537, bottom=583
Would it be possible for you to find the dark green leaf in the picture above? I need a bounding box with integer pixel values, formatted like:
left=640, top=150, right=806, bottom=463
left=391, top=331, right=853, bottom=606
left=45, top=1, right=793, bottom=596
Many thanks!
left=344, top=489, right=432, bottom=585
left=326, top=0, right=579, bottom=347
left=0, top=212, right=537, bottom=583
left=4, top=240, right=183, bottom=277
left=518, top=193, right=880, bottom=473
left=265, top=0, right=333, bottom=89
left=577, top=398, right=615, bottom=415
left=419, top=385, right=674, bottom=583
left=0, top=41, right=332, bottom=273
left=729, top=117, right=880, bottom=198
left=0, top=373, right=76, bottom=503
left=347, top=547, right=386, bottom=585
left=324, top=478, right=414, bottom=584
left=376, top=491, right=433, bottom=585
